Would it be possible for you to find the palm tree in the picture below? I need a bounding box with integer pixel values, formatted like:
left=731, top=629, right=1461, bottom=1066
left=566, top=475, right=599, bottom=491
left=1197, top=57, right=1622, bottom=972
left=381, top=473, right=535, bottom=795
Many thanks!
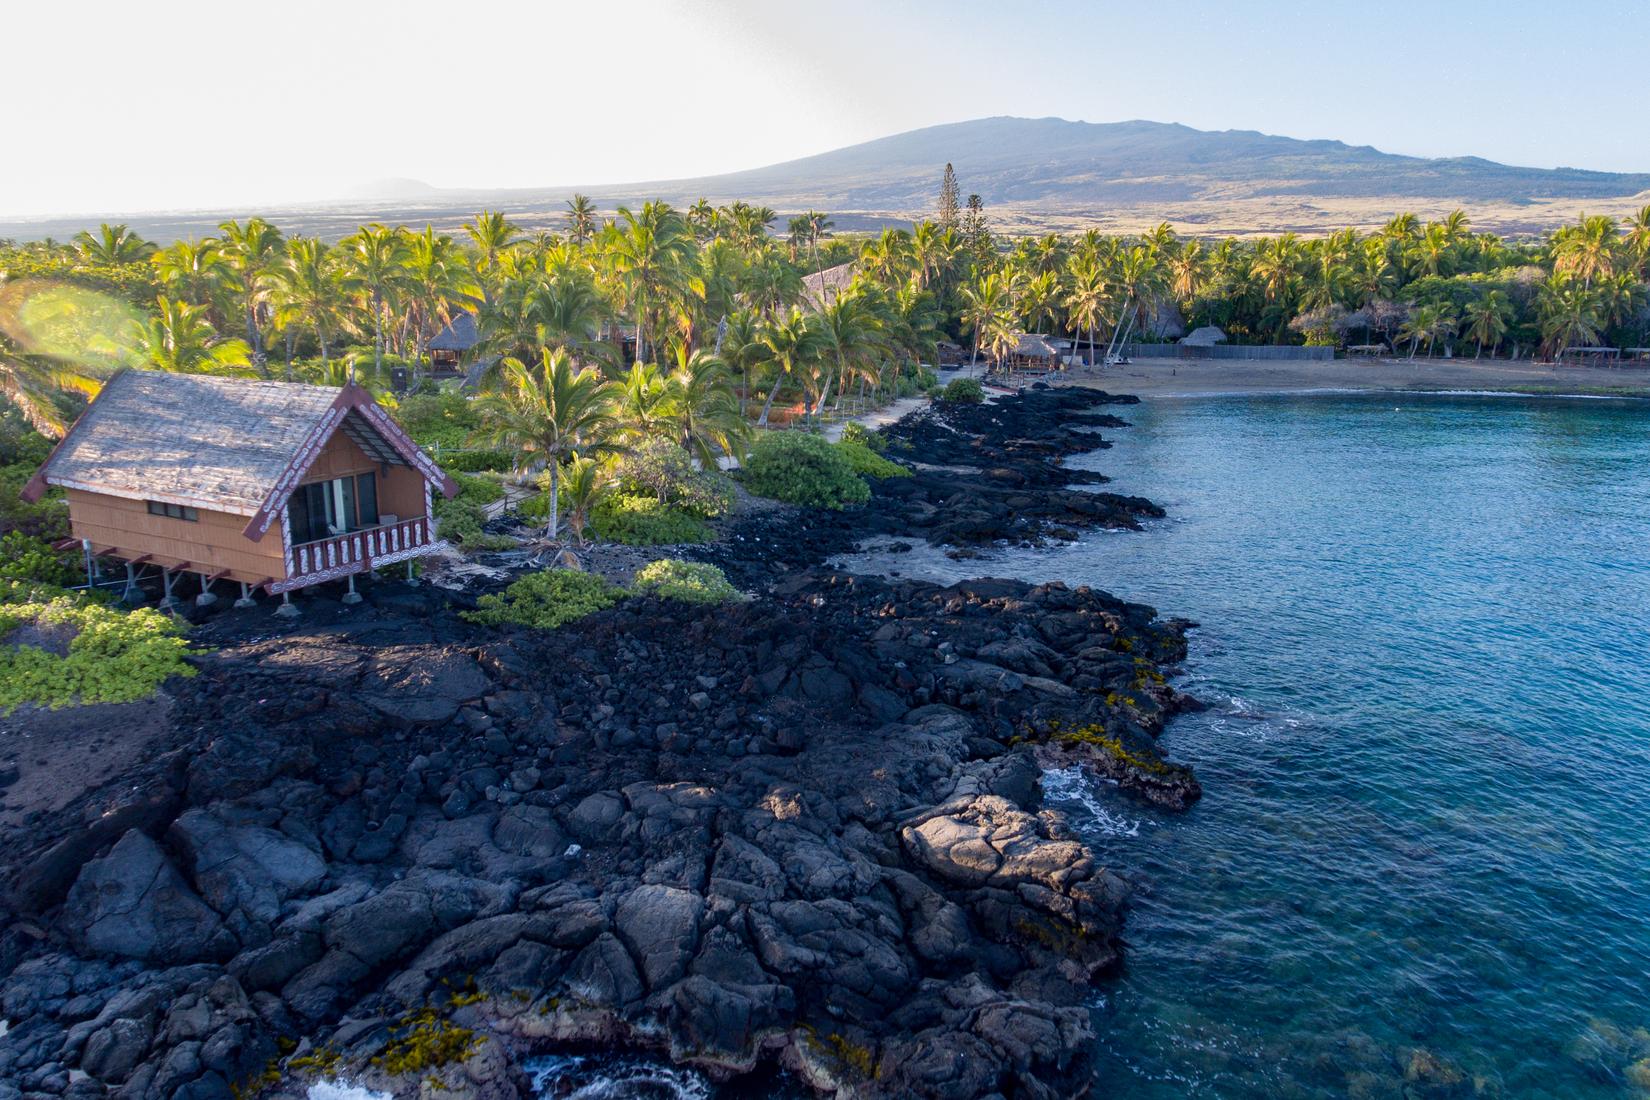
left=559, top=455, right=605, bottom=545
left=403, top=226, right=483, bottom=384
left=1463, top=289, right=1512, bottom=359
left=1625, top=205, right=1650, bottom=278
left=756, top=307, right=820, bottom=426
left=804, top=210, right=834, bottom=270
left=663, top=345, right=747, bottom=465
left=475, top=348, right=619, bottom=541
left=1064, top=256, right=1107, bottom=366
left=811, top=292, right=884, bottom=415
left=565, top=195, right=598, bottom=246
left=72, top=224, right=156, bottom=264
left=1397, top=303, right=1457, bottom=360
left=214, top=218, right=285, bottom=378
left=1553, top=215, right=1620, bottom=289
left=717, top=307, right=764, bottom=415
left=1538, top=275, right=1604, bottom=359
left=127, top=296, right=251, bottom=373
left=150, top=239, right=231, bottom=311
left=465, top=211, right=520, bottom=288
left=0, top=332, right=100, bottom=436
left=269, top=237, right=344, bottom=372
left=336, top=224, right=409, bottom=376
left=601, top=203, right=694, bottom=364
left=960, top=270, right=1014, bottom=368
left=614, top=360, right=670, bottom=438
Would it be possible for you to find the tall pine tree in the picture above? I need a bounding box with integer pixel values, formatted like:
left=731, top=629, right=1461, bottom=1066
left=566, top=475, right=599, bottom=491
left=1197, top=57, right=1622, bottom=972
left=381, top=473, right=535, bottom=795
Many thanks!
left=938, top=164, right=960, bottom=231
left=962, top=193, right=991, bottom=263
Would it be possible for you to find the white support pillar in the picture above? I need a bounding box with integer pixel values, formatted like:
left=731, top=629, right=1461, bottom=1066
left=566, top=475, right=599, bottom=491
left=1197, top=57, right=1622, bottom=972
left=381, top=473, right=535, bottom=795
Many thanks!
left=234, top=582, right=256, bottom=609
left=122, top=562, right=143, bottom=605
left=405, top=559, right=419, bottom=587
left=342, top=574, right=363, bottom=605
left=195, top=575, right=218, bottom=608
left=274, top=591, right=300, bottom=619
left=159, top=569, right=180, bottom=611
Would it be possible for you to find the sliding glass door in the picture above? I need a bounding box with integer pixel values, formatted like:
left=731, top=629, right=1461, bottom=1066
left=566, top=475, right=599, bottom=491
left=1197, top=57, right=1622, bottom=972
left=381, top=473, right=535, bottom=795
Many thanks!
left=289, top=473, right=379, bottom=543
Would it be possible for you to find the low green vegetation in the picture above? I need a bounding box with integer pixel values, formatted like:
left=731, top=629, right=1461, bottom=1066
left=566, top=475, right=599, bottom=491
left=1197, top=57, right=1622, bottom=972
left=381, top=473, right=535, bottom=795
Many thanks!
left=941, top=377, right=985, bottom=403
left=837, top=439, right=911, bottom=479
left=432, top=470, right=513, bottom=550
left=838, top=422, right=887, bottom=452
left=741, top=432, right=871, bottom=509
left=589, top=493, right=712, bottom=545
left=0, top=585, right=196, bottom=712
left=633, top=559, right=740, bottom=604
left=461, top=570, right=623, bottom=629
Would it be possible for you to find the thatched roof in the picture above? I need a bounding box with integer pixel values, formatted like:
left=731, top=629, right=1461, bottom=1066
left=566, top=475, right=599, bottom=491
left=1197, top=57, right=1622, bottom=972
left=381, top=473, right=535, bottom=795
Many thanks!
left=1012, top=333, right=1059, bottom=358
left=801, top=261, right=857, bottom=310
left=23, top=370, right=456, bottom=536
left=429, top=311, right=481, bottom=352
left=1180, top=325, right=1227, bottom=347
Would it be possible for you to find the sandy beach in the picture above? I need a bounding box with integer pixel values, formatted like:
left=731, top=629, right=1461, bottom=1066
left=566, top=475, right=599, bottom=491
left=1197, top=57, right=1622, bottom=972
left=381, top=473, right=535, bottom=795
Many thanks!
left=1056, top=356, right=1650, bottom=399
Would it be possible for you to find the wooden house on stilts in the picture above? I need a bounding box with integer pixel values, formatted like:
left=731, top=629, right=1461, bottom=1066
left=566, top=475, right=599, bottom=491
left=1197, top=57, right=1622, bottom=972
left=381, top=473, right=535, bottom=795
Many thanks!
left=21, top=370, right=459, bottom=613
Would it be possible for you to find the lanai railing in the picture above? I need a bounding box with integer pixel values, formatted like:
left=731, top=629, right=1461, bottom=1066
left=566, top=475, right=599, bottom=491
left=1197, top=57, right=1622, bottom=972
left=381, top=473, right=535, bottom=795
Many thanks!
left=290, top=515, right=433, bottom=580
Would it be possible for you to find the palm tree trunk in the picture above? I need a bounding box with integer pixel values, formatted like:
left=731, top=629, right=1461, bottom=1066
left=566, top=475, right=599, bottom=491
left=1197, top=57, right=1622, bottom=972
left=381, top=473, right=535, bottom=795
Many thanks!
left=547, top=460, right=560, bottom=542
left=759, top=372, right=785, bottom=427
left=284, top=332, right=295, bottom=381
left=372, top=291, right=384, bottom=375
left=246, top=305, right=267, bottom=379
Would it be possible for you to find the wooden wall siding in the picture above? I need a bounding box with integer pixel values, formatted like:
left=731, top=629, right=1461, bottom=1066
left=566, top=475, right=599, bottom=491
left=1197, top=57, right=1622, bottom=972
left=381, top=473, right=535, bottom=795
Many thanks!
left=65, top=489, right=286, bottom=584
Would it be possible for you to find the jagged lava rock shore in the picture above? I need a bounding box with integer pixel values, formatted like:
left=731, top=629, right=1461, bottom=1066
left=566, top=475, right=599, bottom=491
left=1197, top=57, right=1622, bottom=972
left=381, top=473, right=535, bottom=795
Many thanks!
left=0, top=388, right=1202, bottom=1100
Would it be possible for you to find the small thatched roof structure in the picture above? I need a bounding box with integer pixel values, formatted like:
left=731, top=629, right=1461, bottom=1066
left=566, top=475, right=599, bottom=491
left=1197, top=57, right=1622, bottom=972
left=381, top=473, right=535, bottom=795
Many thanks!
left=23, top=370, right=455, bottom=535
left=429, top=311, right=482, bottom=353
left=1012, top=333, right=1060, bottom=359
left=1180, top=325, right=1227, bottom=347
left=801, top=261, right=858, bottom=310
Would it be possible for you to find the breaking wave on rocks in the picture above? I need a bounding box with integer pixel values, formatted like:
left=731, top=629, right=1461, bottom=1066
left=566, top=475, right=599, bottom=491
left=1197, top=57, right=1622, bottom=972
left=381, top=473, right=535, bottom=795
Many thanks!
left=527, top=1052, right=714, bottom=1098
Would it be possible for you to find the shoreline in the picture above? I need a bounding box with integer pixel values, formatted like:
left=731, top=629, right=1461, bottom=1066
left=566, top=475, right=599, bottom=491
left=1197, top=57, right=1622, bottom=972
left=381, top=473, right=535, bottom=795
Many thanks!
left=0, top=389, right=1196, bottom=1099
left=1055, top=356, right=1650, bottom=399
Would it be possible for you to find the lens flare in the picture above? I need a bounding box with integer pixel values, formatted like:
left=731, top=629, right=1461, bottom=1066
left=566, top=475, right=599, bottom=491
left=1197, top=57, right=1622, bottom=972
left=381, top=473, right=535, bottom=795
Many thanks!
left=0, top=278, right=139, bottom=369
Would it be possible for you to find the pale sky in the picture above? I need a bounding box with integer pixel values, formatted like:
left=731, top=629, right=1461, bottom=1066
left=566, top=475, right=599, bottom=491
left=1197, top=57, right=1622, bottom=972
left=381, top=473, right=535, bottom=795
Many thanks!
left=5, top=0, right=1646, bottom=218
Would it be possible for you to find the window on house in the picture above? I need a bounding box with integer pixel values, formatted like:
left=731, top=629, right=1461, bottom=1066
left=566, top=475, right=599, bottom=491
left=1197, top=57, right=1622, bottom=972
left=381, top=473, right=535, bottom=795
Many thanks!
left=146, top=501, right=198, bottom=522
left=289, top=472, right=379, bottom=543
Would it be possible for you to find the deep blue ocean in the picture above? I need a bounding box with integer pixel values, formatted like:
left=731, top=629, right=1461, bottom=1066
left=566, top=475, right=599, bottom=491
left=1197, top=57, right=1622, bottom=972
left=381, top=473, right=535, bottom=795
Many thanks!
left=843, top=392, right=1650, bottom=1099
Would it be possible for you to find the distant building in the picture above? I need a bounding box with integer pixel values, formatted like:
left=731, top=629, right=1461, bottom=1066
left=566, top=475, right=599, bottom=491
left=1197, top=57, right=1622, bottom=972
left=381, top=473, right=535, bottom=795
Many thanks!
left=23, top=370, right=458, bottom=607
left=801, top=261, right=858, bottom=311
left=428, top=311, right=483, bottom=377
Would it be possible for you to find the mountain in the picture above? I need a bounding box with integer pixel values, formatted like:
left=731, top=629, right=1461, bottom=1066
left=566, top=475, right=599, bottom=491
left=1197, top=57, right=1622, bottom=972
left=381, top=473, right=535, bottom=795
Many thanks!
left=653, top=116, right=1650, bottom=210
left=4, top=117, right=1647, bottom=241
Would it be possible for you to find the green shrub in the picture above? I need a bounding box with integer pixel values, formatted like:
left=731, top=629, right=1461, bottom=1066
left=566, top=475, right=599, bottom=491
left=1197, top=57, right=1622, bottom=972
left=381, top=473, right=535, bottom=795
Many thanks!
left=393, top=392, right=481, bottom=450
left=0, top=532, right=78, bottom=587
left=610, top=439, right=734, bottom=518
left=433, top=472, right=514, bottom=549
left=0, top=465, right=69, bottom=541
left=438, top=449, right=515, bottom=473
left=942, top=377, right=985, bottom=404
left=590, top=494, right=712, bottom=545
left=836, top=440, right=910, bottom=479
left=461, top=570, right=622, bottom=630
left=838, top=422, right=887, bottom=453
left=0, top=594, right=195, bottom=712
left=633, top=559, right=740, bottom=604
left=741, top=432, right=871, bottom=509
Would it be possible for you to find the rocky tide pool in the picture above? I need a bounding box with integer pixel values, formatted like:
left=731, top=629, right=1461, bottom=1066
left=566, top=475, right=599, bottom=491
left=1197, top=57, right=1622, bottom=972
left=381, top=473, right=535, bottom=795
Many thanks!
left=841, top=392, right=1650, bottom=1099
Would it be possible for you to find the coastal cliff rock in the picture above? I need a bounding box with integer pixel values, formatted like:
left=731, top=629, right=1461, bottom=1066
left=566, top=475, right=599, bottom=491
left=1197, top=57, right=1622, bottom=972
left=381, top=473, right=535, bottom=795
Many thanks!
left=0, top=388, right=1202, bottom=1099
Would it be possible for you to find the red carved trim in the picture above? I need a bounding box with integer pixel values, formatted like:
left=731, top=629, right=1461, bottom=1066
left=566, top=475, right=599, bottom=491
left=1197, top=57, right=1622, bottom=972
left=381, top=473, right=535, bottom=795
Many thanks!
left=242, top=382, right=457, bottom=543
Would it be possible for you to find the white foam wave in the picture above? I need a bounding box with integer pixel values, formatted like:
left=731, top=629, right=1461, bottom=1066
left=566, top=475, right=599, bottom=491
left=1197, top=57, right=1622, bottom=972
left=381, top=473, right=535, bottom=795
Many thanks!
left=526, top=1053, right=712, bottom=1099
left=1042, top=765, right=1142, bottom=837
left=307, top=1083, right=391, bottom=1100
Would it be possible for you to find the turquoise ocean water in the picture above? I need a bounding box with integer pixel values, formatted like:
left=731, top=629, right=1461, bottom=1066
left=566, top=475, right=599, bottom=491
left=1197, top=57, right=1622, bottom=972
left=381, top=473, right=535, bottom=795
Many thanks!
left=847, top=392, right=1650, bottom=1099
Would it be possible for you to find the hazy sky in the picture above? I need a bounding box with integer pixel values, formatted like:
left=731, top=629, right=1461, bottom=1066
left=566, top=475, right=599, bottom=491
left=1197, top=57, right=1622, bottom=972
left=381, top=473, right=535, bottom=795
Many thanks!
left=6, top=0, right=1646, bottom=218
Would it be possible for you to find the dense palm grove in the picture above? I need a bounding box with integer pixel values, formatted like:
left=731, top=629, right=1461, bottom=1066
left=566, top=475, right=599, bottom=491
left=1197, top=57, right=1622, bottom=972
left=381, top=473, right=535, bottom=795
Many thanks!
left=4, top=198, right=1650, bottom=532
